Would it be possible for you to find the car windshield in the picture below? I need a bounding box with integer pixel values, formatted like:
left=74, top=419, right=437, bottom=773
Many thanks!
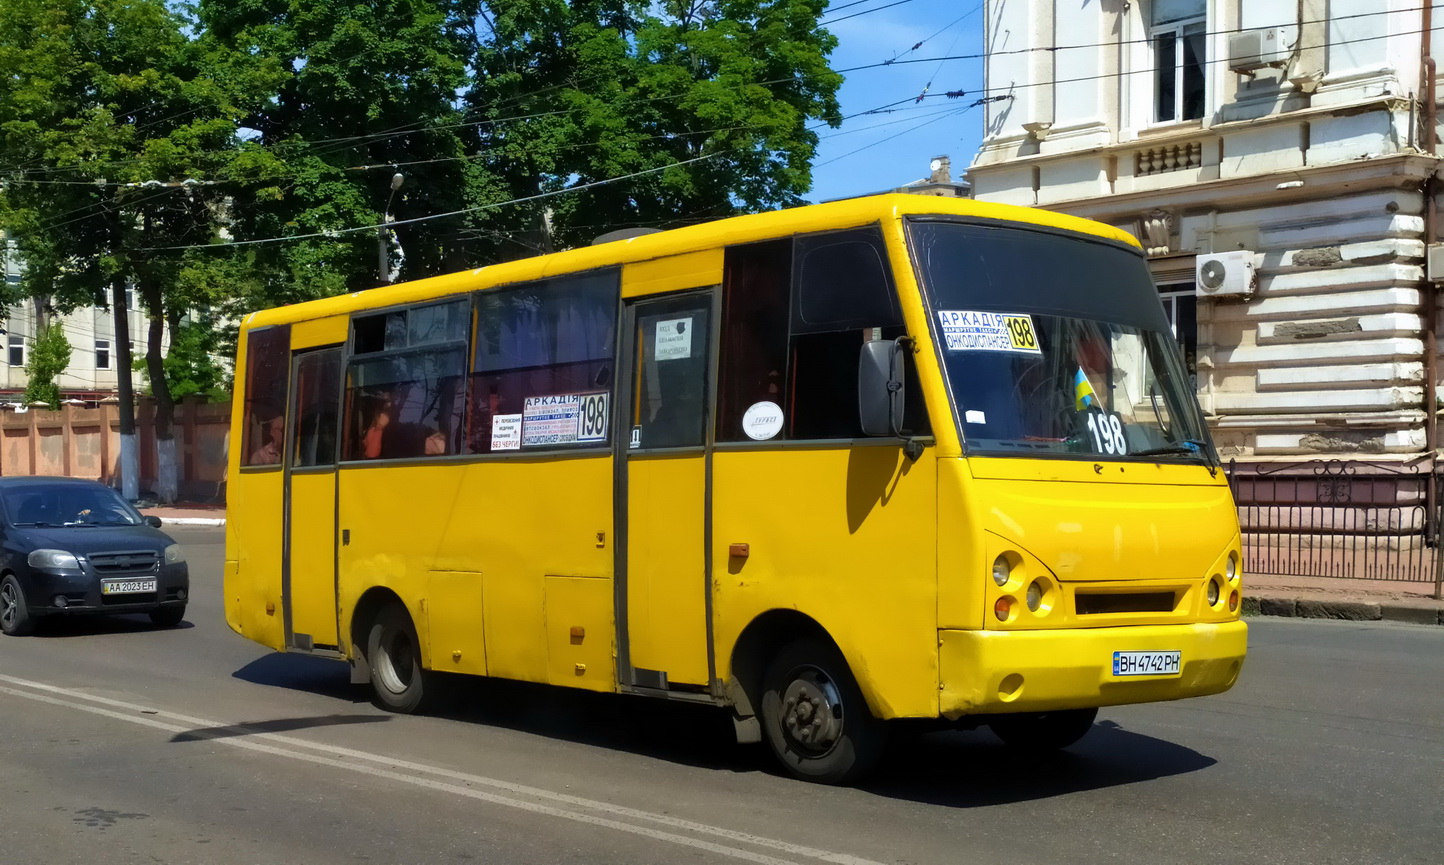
left=1, top=486, right=143, bottom=527
left=908, top=218, right=1213, bottom=463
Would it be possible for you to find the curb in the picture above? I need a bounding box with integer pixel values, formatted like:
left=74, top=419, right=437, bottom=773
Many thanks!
left=1246, top=594, right=1443, bottom=626
left=157, top=517, right=226, bottom=527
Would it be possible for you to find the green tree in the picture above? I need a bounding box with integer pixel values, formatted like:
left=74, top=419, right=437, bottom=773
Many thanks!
left=462, top=0, right=843, bottom=257
left=22, top=322, right=70, bottom=409
left=195, top=0, right=478, bottom=295
left=132, top=321, right=230, bottom=403
left=0, top=0, right=279, bottom=501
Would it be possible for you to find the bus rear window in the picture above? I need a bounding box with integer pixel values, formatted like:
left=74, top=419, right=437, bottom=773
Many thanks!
left=240, top=326, right=291, bottom=467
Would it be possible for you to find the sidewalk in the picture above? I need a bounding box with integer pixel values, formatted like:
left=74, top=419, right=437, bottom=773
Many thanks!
left=138, top=502, right=226, bottom=527
left=1245, top=572, right=1444, bottom=626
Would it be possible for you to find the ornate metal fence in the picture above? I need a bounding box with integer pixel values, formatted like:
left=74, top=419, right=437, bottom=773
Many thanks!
left=1228, top=459, right=1442, bottom=588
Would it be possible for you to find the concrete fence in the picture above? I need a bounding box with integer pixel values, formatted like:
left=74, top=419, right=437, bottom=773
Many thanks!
left=0, top=397, right=230, bottom=502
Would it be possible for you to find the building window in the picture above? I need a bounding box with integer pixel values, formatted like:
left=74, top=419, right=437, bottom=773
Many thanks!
left=95, top=339, right=111, bottom=370
left=1158, top=284, right=1198, bottom=391
left=7, top=335, right=23, bottom=368
left=1151, top=0, right=1206, bottom=123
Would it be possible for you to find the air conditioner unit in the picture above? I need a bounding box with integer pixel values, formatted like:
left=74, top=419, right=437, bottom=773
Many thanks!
left=1428, top=243, right=1444, bottom=282
left=1228, top=28, right=1291, bottom=74
left=1195, top=251, right=1256, bottom=298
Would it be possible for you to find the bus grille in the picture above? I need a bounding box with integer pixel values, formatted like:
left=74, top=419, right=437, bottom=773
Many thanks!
left=1074, top=591, right=1177, bottom=615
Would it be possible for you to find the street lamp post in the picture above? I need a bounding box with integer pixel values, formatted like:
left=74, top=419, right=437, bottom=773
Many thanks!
left=378, top=171, right=404, bottom=285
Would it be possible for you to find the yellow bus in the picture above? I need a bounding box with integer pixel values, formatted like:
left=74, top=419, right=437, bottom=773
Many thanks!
left=224, top=194, right=1247, bottom=783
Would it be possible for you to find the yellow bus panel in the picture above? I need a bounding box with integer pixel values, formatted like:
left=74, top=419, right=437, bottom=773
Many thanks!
left=426, top=570, right=487, bottom=676
left=711, top=445, right=939, bottom=719
left=544, top=575, right=615, bottom=692
left=625, top=454, right=708, bottom=685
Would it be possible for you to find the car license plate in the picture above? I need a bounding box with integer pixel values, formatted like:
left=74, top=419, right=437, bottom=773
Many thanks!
left=1112, top=650, right=1181, bottom=677
left=101, top=579, right=157, bottom=595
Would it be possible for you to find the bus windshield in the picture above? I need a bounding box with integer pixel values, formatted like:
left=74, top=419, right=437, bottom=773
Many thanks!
left=907, top=218, right=1212, bottom=462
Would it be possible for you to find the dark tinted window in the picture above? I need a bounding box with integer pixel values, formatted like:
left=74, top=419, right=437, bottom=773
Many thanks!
left=793, top=229, right=900, bottom=333
left=716, top=227, right=924, bottom=442
left=241, top=326, right=291, bottom=467
left=468, top=270, right=618, bottom=453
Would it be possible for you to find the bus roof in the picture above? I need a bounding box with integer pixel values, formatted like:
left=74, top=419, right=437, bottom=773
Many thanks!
left=241, top=193, right=1141, bottom=331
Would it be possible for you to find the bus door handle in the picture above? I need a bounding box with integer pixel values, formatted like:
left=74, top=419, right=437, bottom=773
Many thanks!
left=728, top=543, right=749, bottom=559
left=343, top=529, right=350, bottom=546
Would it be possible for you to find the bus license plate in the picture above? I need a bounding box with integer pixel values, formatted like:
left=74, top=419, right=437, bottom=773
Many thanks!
left=101, top=579, right=157, bottom=595
left=1112, top=650, right=1181, bottom=677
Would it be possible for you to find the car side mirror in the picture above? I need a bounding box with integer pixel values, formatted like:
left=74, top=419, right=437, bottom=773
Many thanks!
left=858, top=338, right=905, bottom=437
left=144, top=515, right=163, bottom=528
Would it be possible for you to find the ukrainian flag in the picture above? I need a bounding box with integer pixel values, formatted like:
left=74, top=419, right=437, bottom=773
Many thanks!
left=1074, top=368, right=1097, bottom=411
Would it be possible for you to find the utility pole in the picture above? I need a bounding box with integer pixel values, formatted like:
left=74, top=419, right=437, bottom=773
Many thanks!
left=378, top=172, right=404, bottom=286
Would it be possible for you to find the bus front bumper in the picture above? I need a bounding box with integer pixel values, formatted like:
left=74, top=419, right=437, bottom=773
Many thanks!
left=938, top=621, right=1247, bottom=719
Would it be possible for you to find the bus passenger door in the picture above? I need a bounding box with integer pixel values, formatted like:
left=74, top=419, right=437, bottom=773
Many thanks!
left=617, top=292, right=715, bottom=689
left=284, top=346, right=343, bottom=651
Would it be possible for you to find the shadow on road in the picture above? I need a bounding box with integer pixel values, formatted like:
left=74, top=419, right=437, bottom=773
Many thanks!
left=232, top=653, right=370, bottom=704
left=230, top=655, right=1217, bottom=799
left=170, top=713, right=390, bottom=743
left=36, top=615, right=195, bottom=638
left=861, top=718, right=1216, bottom=806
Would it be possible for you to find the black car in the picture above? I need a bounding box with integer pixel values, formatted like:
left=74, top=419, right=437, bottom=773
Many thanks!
left=0, top=477, right=190, bottom=636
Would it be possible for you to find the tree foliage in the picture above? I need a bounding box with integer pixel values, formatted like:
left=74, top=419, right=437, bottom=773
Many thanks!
left=0, top=0, right=843, bottom=406
left=22, top=321, right=70, bottom=408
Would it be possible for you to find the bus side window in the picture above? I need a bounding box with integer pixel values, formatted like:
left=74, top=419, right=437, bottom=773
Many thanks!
left=343, top=300, right=469, bottom=461
left=240, top=326, right=292, bottom=467
left=716, top=227, right=927, bottom=443
left=467, top=270, right=618, bottom=454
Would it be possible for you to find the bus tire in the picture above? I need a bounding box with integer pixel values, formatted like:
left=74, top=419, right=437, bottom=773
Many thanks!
left=988, top=708, right=1098, bottom=752
left=366, top=604, right=431, bottom=714
left=760, top=638, right=885, bottom=785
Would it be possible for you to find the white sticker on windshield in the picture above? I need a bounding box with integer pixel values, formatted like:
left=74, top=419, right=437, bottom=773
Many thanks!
left=655, top=317, right=693, bottom=361
left=937, top=310, right=1041, bottom=354
left=964, top=410, right=986, bottom=424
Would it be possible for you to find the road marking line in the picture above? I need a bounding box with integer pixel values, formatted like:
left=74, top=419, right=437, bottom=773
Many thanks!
left=0, top=675, right=883, bottom=865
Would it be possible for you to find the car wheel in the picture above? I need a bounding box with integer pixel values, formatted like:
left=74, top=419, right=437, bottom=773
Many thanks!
left=149, top=605, right=186, bottom=628
left=989, top=708, right=1098, bottom=752
left=760, top=638, right=886, bottom=785
left=366, top=604, right=435, bottom=714
left=0, top=574, right=36, bottom=637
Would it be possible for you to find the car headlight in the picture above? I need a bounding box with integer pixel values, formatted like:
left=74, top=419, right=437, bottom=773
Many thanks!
left=29, top=549, right=80, bottom=569
left=164, top=544, right=185, bottom=565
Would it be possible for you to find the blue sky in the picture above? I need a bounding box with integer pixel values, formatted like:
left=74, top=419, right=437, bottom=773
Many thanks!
left=808, top=0, right=987, bottom=202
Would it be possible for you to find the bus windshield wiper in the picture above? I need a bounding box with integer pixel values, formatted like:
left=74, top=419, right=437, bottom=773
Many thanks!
left=1133, top=440, right=1208, bottom=458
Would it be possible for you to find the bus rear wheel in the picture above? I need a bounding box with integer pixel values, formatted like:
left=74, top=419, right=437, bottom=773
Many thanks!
left=366, top=604, right=433, bottom=714
left=760, top=638, right=885, bottom=785
left=988, top=708, right=1098, bottom=752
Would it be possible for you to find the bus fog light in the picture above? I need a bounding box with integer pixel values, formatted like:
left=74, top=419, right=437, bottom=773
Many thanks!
left=1207, top=578, right=1221, bottom=607
left=994, top=596, right=1014, bottom=621
left=1229, top=590, right=1239, bottom=612
left=1026, top=580, right=1043, bottom=612
left=53, top=595, right=67, bottom=608
left=992, top=555, right=1011, bottom=587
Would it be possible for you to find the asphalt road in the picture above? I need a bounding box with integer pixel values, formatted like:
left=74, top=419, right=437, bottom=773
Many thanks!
left=0, top=526, right=1439, bottom=865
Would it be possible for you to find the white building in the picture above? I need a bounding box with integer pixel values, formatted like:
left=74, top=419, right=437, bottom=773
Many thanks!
left=968, top=2, right=1443, bottom=464
left=1, top=236, right=146, bottom=404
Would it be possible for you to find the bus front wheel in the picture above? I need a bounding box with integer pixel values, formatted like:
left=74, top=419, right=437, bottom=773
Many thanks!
left=760, top=639, right=885, bottom=785
left=988, top=708, right=1098, bottom=752
left=366, top=604, right=432, bottom=714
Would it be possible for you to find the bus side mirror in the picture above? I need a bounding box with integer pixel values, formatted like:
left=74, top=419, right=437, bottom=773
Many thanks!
left=859, top=339, right=905, bottom=437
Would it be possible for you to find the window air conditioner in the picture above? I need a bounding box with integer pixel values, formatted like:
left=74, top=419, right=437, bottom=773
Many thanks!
left=1195, top=251, right=1256, bottom=298
left=1227, top=28, right=1291, bottom=74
